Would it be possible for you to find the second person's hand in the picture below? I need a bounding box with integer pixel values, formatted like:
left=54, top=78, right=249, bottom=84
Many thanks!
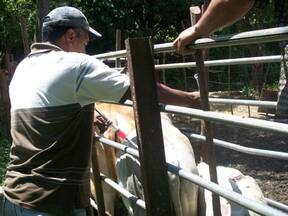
left=173, top=25, right=201, bottom=55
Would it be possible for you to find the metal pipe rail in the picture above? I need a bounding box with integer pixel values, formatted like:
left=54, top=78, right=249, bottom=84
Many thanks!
left=100, top=173, right=146, bottom=210
left=96, top=122, right=287, bottom=161
left=265, top=198, right=288, bottom=213
left=161, top=104, right=288, bottom=135
left=167, top=163, right=287, bottom=216
left=185, top=26, right=288, bottom=51
left=96, top=135, right=139, bottom=157
left=94, top=26, right=288, bottom=60
left=114, top=55, right=281, bottom=71
left=125, top=97, right=277, bottom=109
left=209, top=98, right=277, bottom=108
left=154, top=55, right=282, bottom=70
left=189, top=133, right=288, bottom=160
left=90, top=198, right=98, bottom=211
left=95, top=136, right=287, bottom=216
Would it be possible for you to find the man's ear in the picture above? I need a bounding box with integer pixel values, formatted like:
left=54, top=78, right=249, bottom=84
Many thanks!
left=65, top=29, right=77, bottom=43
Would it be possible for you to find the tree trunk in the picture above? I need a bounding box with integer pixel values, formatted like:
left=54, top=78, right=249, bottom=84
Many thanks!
left=37, top=0, right=50, bottom=42
left=251, top=63, right=264, bottom=93
left=19, top=17, right=30, bottom=56
left=250, top=45, right=264, bottom=94
left=0, top=69, right=11, bottom=134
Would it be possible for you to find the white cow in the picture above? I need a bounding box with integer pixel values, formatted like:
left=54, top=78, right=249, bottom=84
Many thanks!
left=197, top=162, right=267, bottom=216
left=91, top=103, right=199, bottom=216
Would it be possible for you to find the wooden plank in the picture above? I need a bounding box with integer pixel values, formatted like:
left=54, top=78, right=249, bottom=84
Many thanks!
left=91, top=141, right=107, bottom=216
left=125, top=37, right=173, bottom=216
left=90, top=104, right=107, bottom=216
left=190, top=6, right=221, bottom=216
left=115, top=29, right=121, bottom=68
left=162, top=53, right=166, bottom=84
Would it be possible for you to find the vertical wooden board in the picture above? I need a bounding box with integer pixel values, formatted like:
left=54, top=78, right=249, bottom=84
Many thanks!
left=91, top=141, right=106, bottom=216
left=190, top=6, right=221, bottom=216
left=125, top=37, right=172, bottom=216
left=115, top=29, right=121, bottom=68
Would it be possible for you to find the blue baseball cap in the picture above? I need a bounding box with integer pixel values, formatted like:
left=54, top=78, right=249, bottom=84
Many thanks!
left=43, top=6, right=102, bottom=37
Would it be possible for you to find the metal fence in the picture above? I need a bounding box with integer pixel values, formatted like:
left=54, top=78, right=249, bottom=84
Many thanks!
left=91, top=26, right=288, bottom=216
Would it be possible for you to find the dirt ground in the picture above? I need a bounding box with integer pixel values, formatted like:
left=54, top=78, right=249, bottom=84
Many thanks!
left=172, top=102, right=288, bottom=206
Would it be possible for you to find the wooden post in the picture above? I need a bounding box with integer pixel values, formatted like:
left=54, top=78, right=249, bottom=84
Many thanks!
left=228, top=46, right=234, bottom=114
left=183, top=56, right=188, bottom=90
left=91, top=137, right=107, bottom=216
left=125, top=37, right=173, bottom=216
left=115, top=29, right=121, bottom=68
left=190, top=6, right=221, bottom=216
left=154, top=58, right=160, bottom=82
left=162, top=53, right=166, bottom=84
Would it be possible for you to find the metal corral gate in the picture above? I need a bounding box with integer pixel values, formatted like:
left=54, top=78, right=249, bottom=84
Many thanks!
left=91, top=26, right=288, bottom=216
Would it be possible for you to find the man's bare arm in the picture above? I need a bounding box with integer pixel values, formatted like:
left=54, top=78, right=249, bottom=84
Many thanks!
left=173, top=0, right=255, bottom=54
left=157, top=83, right=200, bottom=108
left=120, top=83, right=200, bottom=108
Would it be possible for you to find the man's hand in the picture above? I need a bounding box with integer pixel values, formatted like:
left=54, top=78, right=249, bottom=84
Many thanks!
left=187, top=91, right=201, bottom=109
left=157, top=83, right=201, bottom=108
left=173, top=26, right=200, bottom=55
left=173, top=0, right=254, bottom=56
left=94, top=115, right=112, bottom=134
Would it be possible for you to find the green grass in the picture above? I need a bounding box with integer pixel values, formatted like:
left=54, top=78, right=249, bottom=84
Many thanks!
left=0, top=137, right=10, bottom=185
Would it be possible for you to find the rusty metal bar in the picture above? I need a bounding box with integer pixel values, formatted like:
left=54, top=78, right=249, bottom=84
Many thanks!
left=91, top=134, right=107, bottom=216
left=115, top=29, right=121, bottom=68
left=125, top=37, right=173, bottom=216
left=190, top=6, right=221, bottom=216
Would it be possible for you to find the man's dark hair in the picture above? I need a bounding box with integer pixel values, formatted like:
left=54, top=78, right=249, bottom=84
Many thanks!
left=42, top=25, right=71, bottom=43
left=42, top=25, right=83, bottom=43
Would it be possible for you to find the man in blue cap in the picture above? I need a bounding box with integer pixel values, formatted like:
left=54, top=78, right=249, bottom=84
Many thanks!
left=1, top=6, right=200, bottom=216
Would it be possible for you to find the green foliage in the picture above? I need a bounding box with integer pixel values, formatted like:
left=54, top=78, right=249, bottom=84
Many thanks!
left=241, top=86, right=256, bottom=98
left=262, top=81, right=278, bottom=91
left=0, top=0, right=284, bottom=90
left=70, top=0, right=202, bottom=54
left=0, top=137, right=11, bottom=185
left=0, top=0, right=36, bottom=59
left=206, top=2, right=282, bottom=93
left=4, top=0, right=35, bottom=17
